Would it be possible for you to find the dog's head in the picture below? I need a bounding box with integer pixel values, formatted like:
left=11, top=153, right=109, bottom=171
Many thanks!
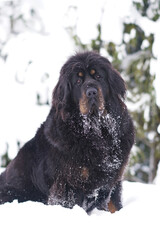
left=52, top=51, right=126, bottom=120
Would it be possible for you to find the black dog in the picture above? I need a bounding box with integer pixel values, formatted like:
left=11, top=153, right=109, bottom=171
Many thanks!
left=0, top=51, right=134, bottom=213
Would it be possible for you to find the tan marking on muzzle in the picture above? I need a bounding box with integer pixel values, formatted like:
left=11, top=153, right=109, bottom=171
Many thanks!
left=98, top=88, right=105, bottom=112
left=79, top=87, right=105, bottom=115
left=79, top=92, right=89, bottom=115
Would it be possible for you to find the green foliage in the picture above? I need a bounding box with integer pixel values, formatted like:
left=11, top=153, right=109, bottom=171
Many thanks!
left=90, top=24, right=103, bottom=52
left=123, top=23, right=145, bottom=54
left=133, top=0, right=160, bottom=21
left=106, top=42, right=122, bottom=70
left=121, top=14, right=160, bottom=182
left=68, top=24, right=103, bottom=52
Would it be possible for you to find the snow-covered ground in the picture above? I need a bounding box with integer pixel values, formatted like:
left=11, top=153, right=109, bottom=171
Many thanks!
left=0, top=178, right=159, bottom=240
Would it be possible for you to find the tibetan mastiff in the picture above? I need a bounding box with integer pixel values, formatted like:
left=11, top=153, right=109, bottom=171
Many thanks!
left=0, top=51, right=134, bottom=213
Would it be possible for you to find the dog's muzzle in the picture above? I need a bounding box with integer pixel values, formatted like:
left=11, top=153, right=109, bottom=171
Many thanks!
left=86, top=87, right=99, bottom=115
left=79, top=83, right=105, bottom=116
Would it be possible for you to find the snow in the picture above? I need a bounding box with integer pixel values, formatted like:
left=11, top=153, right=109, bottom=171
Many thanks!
left=129, top=2, right=160, bottom=106
left=0, top=180, right=160, bottom=240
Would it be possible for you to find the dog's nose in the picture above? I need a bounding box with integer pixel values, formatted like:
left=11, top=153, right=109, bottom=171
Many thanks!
left=86, top=87, right=98, bottom=98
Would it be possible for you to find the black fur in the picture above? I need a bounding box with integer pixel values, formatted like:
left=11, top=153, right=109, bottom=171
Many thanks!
left=0, top=52, right=134, bottom=213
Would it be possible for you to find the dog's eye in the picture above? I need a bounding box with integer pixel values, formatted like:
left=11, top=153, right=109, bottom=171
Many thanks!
left=90, top=69, right=96, bottom=76
left=78, top=72, right=84, bottom=77
left=77, top=79, right=82, bottom=85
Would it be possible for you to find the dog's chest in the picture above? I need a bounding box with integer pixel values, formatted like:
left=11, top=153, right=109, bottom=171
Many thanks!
left=66, top=142, right=107, bottom=185
left=65, top=128, right=122, bottom=188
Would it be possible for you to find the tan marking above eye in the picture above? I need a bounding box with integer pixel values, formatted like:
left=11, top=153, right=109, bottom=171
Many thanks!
left=78, top=72, right=84, bottom=77
left=90, top=69, right=96, bottom=75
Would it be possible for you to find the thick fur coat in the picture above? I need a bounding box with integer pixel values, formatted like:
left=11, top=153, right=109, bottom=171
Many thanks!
left=0, top=52, right=134, bottom=213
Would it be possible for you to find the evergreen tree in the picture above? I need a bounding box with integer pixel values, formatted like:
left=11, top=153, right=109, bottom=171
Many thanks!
left=123, top=0, right=160, bottom=182
left=122, top=20, right=160, bottom=183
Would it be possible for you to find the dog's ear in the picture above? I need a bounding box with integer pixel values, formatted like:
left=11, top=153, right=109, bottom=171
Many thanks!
left=108, top=66, right=126, bottom=100
left=52, top=75, right=71, bottom=121
left=99, top=56, right=126, bottom=100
